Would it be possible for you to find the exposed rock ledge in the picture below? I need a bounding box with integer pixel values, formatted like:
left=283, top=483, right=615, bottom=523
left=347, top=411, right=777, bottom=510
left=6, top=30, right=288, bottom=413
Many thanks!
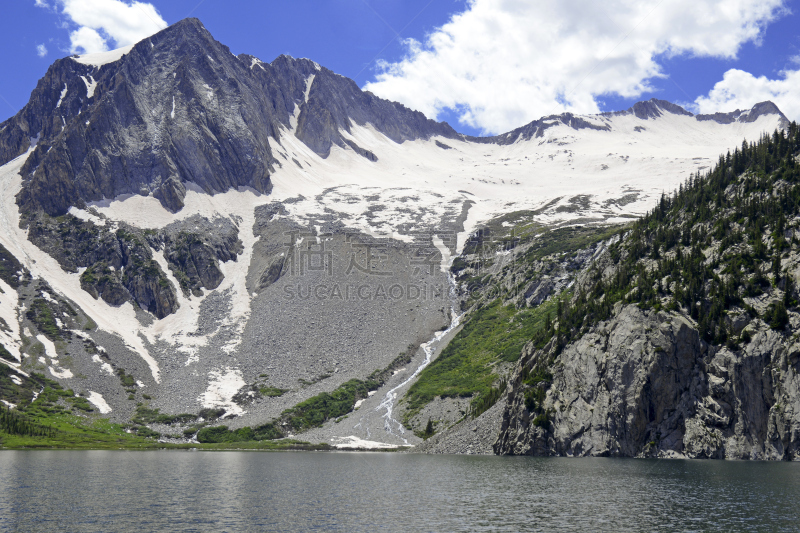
left=495, top=304, right=800, bottom=460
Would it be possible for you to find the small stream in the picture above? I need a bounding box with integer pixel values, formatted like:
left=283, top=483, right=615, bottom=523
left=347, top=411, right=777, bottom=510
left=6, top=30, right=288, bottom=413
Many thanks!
left=376, top=273, right=463, bottom=443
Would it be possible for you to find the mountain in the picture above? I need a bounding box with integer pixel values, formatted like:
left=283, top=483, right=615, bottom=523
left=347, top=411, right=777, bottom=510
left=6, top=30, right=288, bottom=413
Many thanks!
left=0, top=17, right=792, bottom=451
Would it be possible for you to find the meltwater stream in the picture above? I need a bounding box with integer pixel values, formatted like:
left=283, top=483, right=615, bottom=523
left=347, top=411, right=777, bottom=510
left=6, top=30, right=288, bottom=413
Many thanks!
left=376, top=272, right=463, bottom=443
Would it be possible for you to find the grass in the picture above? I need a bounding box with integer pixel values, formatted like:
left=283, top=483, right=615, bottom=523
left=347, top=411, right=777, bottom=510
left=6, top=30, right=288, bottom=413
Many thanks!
left=259, top=386, right=288, bottom=397
left=0, top=367, right=327, bottom=451
left=405, top=219, right=623, bottom=425
left=402, top=297, right=560, bottom=424
left=190, top=347, right=421, bottom=443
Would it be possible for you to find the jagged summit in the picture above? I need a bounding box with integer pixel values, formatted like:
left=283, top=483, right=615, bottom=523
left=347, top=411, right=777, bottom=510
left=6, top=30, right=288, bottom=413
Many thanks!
left=0, top=17, right=456, bottom=216
left=623, top=98, right=694, bottom=120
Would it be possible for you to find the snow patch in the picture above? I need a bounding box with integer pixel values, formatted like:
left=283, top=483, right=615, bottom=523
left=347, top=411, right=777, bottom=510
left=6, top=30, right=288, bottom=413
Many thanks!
left=432, top=235, right=453, bottom=272
left=10, top=376, right=22, bottom=386
left=171, top=96, right=175, bottom=119
left=56, top=84, right=67, bottom=108
left=1, top=400, right=15, bottom=410
left=0, top=277, right=21, bottom=361
left=36, top=334, right=58, bottom=360
left=87, top=391, right=112, bottom=414
left=289, top=74, right=315, bottom=131
left=72, top=44, right=134, bottom=66
left=330, top=436, right=406, bottom=449
left=68, top=206, right=106, bottom=226
left=0, top=151, right=162, bottom=382
left=91, top=354, right=115, bottom=376
left=49, top=365, right=73, bottom=379
left=80, top=76, right=98, bottom=98
left=198, top=367, right=246, bottom=416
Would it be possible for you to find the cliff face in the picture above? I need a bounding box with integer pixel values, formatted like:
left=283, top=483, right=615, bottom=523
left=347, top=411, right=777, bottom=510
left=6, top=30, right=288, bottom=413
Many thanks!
left=495, top=304, right=800, bottom=459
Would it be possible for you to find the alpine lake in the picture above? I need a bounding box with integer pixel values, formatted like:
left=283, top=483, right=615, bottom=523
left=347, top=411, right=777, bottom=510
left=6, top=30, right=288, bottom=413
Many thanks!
left=1, top=450, right=799, bottom=532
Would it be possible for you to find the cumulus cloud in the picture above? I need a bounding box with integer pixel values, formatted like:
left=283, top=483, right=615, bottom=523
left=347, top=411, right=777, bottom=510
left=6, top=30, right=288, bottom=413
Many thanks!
left=36, top=43, right=48, bottom=57
left=50, top=0, right=168, bottom=54
left=364, top=0, right=787, bottom=134
left=695, top=67, right=800, bottom=122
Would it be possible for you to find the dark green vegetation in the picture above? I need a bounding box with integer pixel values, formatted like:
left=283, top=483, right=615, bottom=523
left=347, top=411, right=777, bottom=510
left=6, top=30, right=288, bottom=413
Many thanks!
left=401, top=124, right=800, bottom=430
left=0, top=362, right=154, bottom=448
left=195, top=377, right=377, bottom=443
left=1, top=404, right=57, bottom=438
left=0, top=242, right=23, bottom=288
left=197, top=424, right=282, bottom=443
left=117, top=368, right=136, bottom=388
left=521, top=367, right=553, bottom=428
left=544, top=123, right=800, bottom=354
left=280, top=379, right=375, bottom=432
left=196, top=346, right=419, bottom=444
left=0, top=344, right=14, bottom=363
left=26, top=298, right=64, bottom=341
left=0, top=362, right=326, bottom=450
left=469, top=379, right=507, bottom=419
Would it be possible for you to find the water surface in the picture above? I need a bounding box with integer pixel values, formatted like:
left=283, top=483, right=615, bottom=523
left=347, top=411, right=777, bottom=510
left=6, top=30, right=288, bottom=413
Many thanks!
left=0, top=451, right=797, bottom=532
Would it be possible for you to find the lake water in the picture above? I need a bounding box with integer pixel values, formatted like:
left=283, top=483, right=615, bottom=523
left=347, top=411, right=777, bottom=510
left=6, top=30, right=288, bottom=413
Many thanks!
left=1, top=451, right=798, bottom=532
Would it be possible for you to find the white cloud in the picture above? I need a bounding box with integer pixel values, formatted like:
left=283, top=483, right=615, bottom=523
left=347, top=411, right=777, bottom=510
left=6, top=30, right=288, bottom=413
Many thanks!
left=68, top=26, right=108, bottom=54
left=34, top=0, right=50, bottom=7
left=695, top=68, right=800, bottom=122
left=364, top=0, right=787, bottom=134
left=36, top=43, right=48, bottom=57
left=55, top=0, right=167, bottom=54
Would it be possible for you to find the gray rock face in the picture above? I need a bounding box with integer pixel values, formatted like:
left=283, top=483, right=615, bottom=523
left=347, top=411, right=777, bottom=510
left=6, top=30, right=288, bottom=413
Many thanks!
left=414, top=398, right=506, bottom=455
left=156, top=215, right=243, bottom=297
left=484, top=112, right=612, bottom=145
left=14, top=18, right=281, bottom=216
left=495, top=304, right=800, bottom=460
left=626, top=98, right=694, bottom=120
left=26, top=214, right=180, bottom=318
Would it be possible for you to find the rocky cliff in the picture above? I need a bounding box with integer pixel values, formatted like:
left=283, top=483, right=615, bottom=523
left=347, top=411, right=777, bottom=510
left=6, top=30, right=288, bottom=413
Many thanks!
left=495, top=303, right=800, bottom=459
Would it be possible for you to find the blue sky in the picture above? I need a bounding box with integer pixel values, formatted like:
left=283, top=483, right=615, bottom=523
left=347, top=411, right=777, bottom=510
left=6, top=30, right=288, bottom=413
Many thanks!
left=1, top=0, right=798, bottom=136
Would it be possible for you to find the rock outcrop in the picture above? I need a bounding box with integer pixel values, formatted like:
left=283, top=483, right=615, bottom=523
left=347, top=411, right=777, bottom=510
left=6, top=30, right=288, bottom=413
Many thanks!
left=495, top=301, right=800, bottom=460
